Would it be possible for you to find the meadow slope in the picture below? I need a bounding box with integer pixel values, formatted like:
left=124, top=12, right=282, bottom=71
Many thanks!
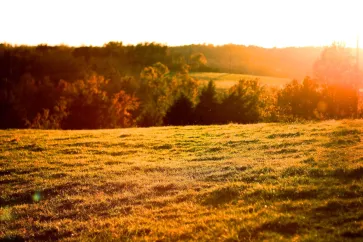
left=190, top=72, right=291, bottom=89
left=1, top=120, right=363, bottom=241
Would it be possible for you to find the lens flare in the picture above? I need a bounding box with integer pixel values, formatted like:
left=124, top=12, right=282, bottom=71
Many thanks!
left=32, top=192, right=41, bottom=202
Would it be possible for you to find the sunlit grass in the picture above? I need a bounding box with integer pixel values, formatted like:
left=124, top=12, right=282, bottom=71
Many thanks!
left=1, top=120, right=363, bottom=241
left=191, top=72, right=291, bottom=89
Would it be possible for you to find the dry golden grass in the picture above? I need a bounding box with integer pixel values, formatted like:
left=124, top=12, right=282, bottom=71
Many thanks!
left=191, top=72, right=291, bottom=89
left=1, top=120, right=363, bottom=241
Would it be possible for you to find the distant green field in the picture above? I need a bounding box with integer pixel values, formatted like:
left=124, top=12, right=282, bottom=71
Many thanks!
left=1, top=120, right=363, bottom=241
left=191, top=72, right=291, bottom=89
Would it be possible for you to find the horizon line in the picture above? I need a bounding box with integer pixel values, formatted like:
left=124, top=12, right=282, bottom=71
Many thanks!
left=1, top=41, right=356, bottom=49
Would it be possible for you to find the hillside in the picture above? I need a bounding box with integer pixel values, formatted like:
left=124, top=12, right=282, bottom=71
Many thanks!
left=191, top=72, right=291, bottom=89
left=172, top=45, right=363, bottom=80
left=1, top=120, right=363, bottom=241
left=171, top=45, right=325, bottom=79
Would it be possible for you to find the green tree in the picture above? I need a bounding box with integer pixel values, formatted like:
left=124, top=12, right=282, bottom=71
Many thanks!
left=137, top=62, right=172, bottom=127
left=190, top=52, right=207, bottom=71
left=172, top=64, right=199, bottom=103
left=277, top=77, right=321, bottom=120
left=164, top=93, right=194, bottom=126
left=220, top=79, right=263, bottom=123
left=195, top=80, right=219, bottom=125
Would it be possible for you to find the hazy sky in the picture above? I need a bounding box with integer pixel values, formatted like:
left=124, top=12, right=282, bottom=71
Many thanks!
left=1, top=0, right=362, bottom=47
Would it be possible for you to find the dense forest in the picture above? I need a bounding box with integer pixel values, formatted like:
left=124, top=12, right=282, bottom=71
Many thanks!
left=0, top=42, right=362, bottom=129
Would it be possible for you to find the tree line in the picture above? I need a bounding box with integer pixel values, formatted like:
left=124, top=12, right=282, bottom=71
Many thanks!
left=0, top=42, right=361, bottom=129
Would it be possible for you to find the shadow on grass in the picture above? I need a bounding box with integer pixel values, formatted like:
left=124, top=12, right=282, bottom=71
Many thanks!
left=0, top=235, right=25, bottom=242
left=119, top=134, right=132, bottom=138
left=225, top=139, right=259, bottom=147
left=0, top=169, right=16, bottom=176
left=31, top=229, right=73, bottom=241
left=270, top=148, right=299, bottom=155
left=53, top=135, right=95, bottom=141
left=314, top=200, right=362, bottom=214
left=109, top=150, right=137, bottom=156
left=96, top=181, right=139, bottom=195
left=0, top=182, right=82, bottom=207
left=267, top=132, right=302, bottom=139
left=341, top=230, right=363, bottom=239
left=152, top=183, right=178, bottom=194
left=153, top=144, right=173, bottom=150
left=324, top=138, right=360, bottom=147
left=0, top=168, right=44, bottom=176
left=8, top=144, right=45, bottom=152
left=245, top=187, right=319, bottom=202
left=59, top=148, right=82, bottom=154
left=259, top=217, right=301, bottom=235
left=232, top=217, right=302, bottom=241
left=309, top=199, right=363, bottom=239
left=208, top=147, right=223, bottom=152
left=66, top=141, right=103, bottom=147
left=204, top=171, right=238, bottom=182
left=307, top=167, right=363, bottom=181
left=325, top=128, right=361, bottom=148
left=282, top=166, right=306, bottom=177
left=331, top=167, right=363, bottom=180
left=56, top=198, right=84, bottom=211
left=190, top=156, right=227, bottom=162
left=331, top=128, right=360, bottom=136
left=0, top=178, right=26, bottom=185
left=202, top=185, right=241, bottom=206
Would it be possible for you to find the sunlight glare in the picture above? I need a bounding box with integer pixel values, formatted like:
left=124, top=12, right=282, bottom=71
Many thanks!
left=0, top=0, right=362, bottom=47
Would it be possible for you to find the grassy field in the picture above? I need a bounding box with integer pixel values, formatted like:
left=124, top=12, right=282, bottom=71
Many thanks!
left=191, top=72, right=291, bottom=89
left=1, top=120, right=363, bottom=241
